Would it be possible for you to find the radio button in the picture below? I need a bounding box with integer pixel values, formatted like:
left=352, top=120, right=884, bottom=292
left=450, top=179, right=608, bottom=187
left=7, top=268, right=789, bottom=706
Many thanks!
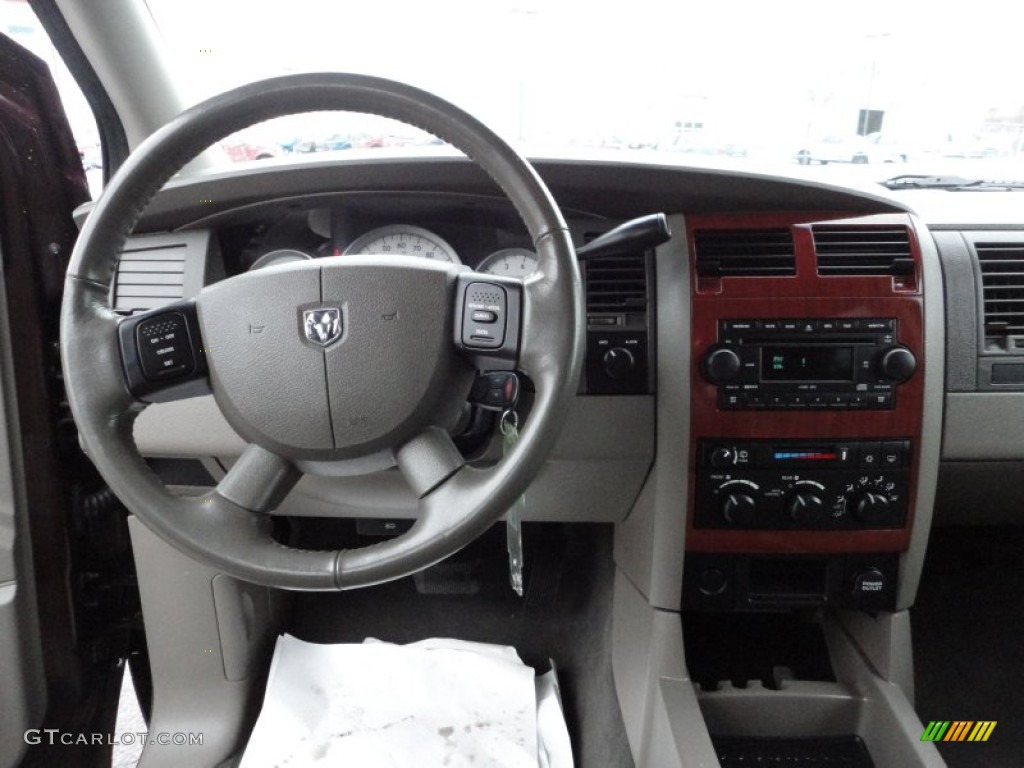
left=864, top=319, right=895, bottom=331
left=724, top=320, right=758, bottom=332
left=869, top=392, right=894, bottom=408
left=720, top=391, right=744, bottom=408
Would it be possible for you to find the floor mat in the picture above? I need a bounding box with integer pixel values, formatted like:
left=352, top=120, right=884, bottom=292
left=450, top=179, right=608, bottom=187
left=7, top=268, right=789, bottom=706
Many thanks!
left=286, top=522, right=634, bottom=768
left=911, top=525, right=1024, bottom=768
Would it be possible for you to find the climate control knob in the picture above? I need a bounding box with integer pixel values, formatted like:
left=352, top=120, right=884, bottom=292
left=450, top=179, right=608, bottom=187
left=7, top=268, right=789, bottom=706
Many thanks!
left=877, top=346, right=917, bottom=383
left=853, top=492, right=891, bottom=526
left=710, top=447, right=737, bottom=468
left=721, top=493, right=757, bottom=527
left=702, top=346, right=742, bottom=384
left=787, top=492, right=827, bottom=527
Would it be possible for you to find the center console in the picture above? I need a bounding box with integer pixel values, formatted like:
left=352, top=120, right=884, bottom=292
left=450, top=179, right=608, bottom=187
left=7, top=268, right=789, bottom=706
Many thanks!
left=671, top=212, right=938, bottom=767
left=684, top=213, right=926, bottom=614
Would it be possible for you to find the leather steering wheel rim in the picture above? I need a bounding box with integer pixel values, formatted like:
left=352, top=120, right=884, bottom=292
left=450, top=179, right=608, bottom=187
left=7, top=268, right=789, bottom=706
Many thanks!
left=60, top=73, right=584, bottom=590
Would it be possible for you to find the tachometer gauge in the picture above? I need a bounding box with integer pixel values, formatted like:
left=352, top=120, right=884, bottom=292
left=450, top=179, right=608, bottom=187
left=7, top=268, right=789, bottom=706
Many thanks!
left=343, top=225, right=460, bottom=264
left=476, top=247, right=538, bottom=278
left=249, top=249, right=313, bottom=270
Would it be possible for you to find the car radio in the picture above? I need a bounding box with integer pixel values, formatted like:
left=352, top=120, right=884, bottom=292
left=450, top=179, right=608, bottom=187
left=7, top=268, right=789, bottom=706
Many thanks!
left=700, top=318, right=916, bottom=410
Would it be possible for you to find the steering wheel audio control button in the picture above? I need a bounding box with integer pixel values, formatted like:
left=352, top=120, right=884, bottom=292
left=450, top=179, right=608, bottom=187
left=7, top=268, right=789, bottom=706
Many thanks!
left=136, top=312, right=195, bottom=380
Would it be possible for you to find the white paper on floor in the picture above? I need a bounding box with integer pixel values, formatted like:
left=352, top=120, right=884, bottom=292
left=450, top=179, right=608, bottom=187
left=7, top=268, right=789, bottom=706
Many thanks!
left=239, top=635, right=573, bottom=768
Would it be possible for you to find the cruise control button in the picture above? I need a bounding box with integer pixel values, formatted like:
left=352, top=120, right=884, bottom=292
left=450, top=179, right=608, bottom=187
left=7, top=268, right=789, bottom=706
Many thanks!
left=471, top=310, right=498, bottom=323
left=136, top=312, right=194, bottom=381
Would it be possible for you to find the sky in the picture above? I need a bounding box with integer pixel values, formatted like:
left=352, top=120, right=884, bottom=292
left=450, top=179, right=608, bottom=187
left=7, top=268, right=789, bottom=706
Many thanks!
left=2, top=0, right=1021, bottom=161
left=143, top=0, right=1024, bottom=151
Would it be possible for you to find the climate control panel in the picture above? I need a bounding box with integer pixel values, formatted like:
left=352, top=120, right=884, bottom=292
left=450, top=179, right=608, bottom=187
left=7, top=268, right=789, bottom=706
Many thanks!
left=695, top=438, right=911, bottom=531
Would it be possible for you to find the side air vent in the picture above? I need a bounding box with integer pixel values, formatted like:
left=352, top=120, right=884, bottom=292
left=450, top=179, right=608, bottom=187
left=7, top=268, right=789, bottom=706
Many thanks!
left=976, top=242, right=1024, bottom=337
left=693, top=229, right=795, bottom=277
left=113, top=239, right=187, bottom=313
left=813, top=226, right=914, bottom=276
left=584, top=252, right=648, bottom=311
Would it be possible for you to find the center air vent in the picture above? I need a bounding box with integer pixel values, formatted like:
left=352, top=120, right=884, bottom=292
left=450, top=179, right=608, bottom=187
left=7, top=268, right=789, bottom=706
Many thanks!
left=584, top=252, right=648, bottom=312
left=814, top=227, right=914, bottom=276
left=693, top=229, right=795, bottom=277
left=976, top=242, right=1024, bottom=337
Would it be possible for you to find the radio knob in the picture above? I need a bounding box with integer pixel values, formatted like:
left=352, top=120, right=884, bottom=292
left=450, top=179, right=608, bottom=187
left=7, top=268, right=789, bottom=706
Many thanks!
left=877, top=346, right=917, bottom=383
left=702, top=346, right=742, bottom=384
left=787, top=492, right=827, bottom=527
left=721, top=493, right=757, bottom=526
left=853, top=492, right=891, bottom=526
left=601, top=347, right=635, bottom=380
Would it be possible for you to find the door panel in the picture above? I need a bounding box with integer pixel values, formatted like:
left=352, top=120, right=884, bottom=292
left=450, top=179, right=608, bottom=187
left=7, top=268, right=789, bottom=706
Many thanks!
left=0, top=28, right=90, bottom=768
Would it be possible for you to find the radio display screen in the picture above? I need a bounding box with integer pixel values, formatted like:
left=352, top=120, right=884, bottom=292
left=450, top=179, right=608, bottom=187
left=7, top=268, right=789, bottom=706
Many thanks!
left=762, top=346, right=854, bottom=381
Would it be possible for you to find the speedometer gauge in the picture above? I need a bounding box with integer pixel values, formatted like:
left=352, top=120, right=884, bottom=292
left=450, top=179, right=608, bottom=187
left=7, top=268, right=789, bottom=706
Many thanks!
left=343, top=225, right=460, bottom=264
left=249, top=249, right=313, bottom=270
left=477, top=248, right=538, bottom=278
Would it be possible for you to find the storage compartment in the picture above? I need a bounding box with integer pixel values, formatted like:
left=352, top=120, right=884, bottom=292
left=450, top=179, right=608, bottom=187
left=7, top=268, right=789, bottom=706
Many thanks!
left=681, top=611, right=945, bottom=768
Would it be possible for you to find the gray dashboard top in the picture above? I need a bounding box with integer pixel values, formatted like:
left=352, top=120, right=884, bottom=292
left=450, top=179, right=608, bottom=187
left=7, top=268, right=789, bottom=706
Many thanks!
left=75, top=153, right=911, bottom=231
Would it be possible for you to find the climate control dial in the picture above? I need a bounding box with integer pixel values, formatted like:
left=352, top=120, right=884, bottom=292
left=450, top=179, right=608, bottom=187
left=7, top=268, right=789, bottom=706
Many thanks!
left=787, top=492, right=827, bottom=526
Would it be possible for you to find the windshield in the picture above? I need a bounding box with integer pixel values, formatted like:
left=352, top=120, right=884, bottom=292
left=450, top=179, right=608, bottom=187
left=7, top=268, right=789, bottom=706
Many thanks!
left=144, top=0, right=1022, bottom=183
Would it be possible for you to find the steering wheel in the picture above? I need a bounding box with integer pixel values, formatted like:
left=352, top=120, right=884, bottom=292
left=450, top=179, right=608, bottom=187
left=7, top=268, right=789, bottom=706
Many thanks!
left=60, top=74, right=583, bottom=590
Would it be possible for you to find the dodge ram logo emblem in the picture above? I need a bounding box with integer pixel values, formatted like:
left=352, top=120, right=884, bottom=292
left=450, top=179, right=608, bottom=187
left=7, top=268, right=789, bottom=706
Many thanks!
left=303, top=308, right=342, bottom=346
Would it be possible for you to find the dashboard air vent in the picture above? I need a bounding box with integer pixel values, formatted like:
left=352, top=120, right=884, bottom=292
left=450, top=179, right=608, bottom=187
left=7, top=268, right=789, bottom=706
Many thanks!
left=113, top=240, right=187, bottom=313
left=584, top=252, right=648, bottom=312
left=693, top=229, right=795, bottom=277
left=976, top=242, right=1024, bottom=337
left=813, top=226, right=914, bottom=276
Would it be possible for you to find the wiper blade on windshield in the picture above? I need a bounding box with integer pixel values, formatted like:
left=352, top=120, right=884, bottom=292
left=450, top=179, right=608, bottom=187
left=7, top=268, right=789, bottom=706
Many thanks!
left=881, top=175, right=1024, bottom=191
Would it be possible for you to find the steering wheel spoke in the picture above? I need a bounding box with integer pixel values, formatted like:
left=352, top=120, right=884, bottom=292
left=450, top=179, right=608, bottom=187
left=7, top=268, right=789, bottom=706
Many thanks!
left=395, top=426, right=465, bottom=498
left=217, top=444, right=302, bottom=513
left=117, top=298, right=211, bottom=403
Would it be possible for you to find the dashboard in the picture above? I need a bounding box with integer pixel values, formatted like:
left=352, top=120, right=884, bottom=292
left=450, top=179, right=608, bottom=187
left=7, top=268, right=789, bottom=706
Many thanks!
left=87, top=153, right=1024, bottom=616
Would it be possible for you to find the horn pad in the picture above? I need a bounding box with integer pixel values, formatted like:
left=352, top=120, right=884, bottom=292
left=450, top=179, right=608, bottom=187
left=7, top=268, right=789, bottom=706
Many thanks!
left=196, top=257, right=472, bottom=460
